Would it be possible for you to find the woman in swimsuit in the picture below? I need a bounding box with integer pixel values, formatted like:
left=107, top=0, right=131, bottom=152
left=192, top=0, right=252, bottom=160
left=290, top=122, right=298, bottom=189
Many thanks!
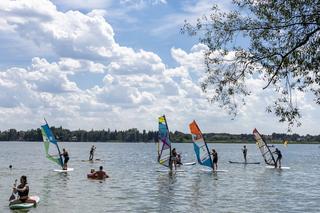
left=171, top=148, right=178, bottom=170
left=10, top=176, right=36, bottom=205
left=211, top=149, right=218, bottom=171
left=61, top=148, right=69, bottom=170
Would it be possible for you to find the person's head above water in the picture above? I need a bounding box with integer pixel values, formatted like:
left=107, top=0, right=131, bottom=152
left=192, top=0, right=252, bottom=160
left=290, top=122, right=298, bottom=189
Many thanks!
left=20, top=175, right=27, bottom=184
left=99, top=166, right=103, bottom=171
left=9, top=165, right=12, bottom=169
left=244, top=145, right=246, bottom=148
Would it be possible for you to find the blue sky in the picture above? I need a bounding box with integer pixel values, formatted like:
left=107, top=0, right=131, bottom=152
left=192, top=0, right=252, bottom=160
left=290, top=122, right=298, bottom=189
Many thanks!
left=0, top=0, right=319, bottom=135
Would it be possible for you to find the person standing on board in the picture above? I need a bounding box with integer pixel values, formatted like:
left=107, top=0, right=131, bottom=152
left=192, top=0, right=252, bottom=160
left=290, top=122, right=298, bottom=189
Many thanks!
left=10, top=176, right=36, bottom=205
left=171, top=148, right=178, bottom=170
left=176, top=153, right=182, bottom=165
left=274, top=148, right=282, bottom=168
left=89, top=145, right=96, bottom=161
left=242, top=145, right=248, bottom=163
left=211, top=149, right=218, bottom=171
left=61, top=148, right=69, bottom=170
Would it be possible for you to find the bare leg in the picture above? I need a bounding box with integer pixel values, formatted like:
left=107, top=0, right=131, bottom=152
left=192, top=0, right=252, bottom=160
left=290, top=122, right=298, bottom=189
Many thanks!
left=26, top=198, right=36, bottom=205
left=9, top=199, right=22, bottom=205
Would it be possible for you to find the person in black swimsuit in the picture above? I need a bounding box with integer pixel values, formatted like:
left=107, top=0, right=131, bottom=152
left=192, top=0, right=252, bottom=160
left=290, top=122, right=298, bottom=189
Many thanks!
left=242, top=145, right=247, bottom=163
left=89, top=145, right=96, bottom=161
left=61, top=148, right=69, bottom=170
left=274, top=148, right=282, bottom=168
left=10, top=176, right=36, bottom=205
left=171, top=148, right=178, bottom=170
left=211, top=149, right=218, bottom=171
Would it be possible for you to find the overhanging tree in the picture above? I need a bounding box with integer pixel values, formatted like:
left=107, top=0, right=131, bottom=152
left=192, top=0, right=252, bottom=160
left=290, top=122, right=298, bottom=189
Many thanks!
left=182, top=0, right=320, bottom=129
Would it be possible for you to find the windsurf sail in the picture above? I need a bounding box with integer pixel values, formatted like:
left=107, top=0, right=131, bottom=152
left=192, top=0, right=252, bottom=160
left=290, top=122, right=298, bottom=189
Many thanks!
left=41, top=121, right=63, bottom=168
left=253, top=128, right=276, bottom=166
left=157, top=115, right=171, bottom=168
left=189, top=120, right=213, bottom=169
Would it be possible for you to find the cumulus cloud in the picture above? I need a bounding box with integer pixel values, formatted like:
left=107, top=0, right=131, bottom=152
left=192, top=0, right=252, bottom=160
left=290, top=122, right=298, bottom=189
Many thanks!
left=0, top=0, right=318, bottom=135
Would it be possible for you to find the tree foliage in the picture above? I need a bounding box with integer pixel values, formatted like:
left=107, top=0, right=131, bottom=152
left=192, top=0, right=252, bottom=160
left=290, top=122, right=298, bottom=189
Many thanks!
left=182, top=0, right=320, bottom=129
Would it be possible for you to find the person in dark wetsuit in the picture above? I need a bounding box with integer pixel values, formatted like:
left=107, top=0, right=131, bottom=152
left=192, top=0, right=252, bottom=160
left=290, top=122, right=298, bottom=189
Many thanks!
left=274, top=148, right=282, bottom=168
left=171, top=148, right=178, bottom=170
left=176, top=153, right=182, bottom=165
left=89, top=145, right=96, bottom=161
left=211, top=149, right=218, bottom=171
left=61, top=148, right=69, bottom=170
left=10, top=176, right=36, bottom=205
left=242, top=145, right=248, bottom=163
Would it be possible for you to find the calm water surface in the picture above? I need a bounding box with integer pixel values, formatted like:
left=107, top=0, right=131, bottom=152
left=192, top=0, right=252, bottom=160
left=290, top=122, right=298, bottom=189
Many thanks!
left=0, top=142, right=319, bottom=212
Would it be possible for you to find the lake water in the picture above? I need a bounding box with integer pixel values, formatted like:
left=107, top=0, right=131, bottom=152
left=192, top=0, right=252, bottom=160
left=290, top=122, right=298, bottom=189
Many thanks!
left=0, top=142, right=319, bottom=212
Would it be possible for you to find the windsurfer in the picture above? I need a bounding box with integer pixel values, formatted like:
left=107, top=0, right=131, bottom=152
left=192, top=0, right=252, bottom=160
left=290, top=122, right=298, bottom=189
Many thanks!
left=89, top=145, right=96, bottom=161
left=274, top=148, right=282, bottom=168
left=61, top=148, right=69, bottom=170
left=242, top=145, right=247, bottom=163
left=171, top=148, right=178, bottom=170
left=211, top=149, right=218, bottom=171
left=176, top=153, right=182, bottom=165
left=10, top=176, right=36, bottom=205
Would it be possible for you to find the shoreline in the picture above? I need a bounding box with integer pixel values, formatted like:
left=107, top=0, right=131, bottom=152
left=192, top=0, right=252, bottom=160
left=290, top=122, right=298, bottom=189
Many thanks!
left=1, top=141, right=319, bottom=144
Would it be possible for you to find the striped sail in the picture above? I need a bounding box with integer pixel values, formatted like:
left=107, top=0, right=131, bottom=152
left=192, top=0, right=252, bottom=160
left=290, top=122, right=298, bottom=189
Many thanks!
left=189, top=120, right=213, bottom=169
left=158, top=115, right=171, bottom=168
left=253, top=128, right=276, bottom=166
left=41, top=122, right=63, bottom=167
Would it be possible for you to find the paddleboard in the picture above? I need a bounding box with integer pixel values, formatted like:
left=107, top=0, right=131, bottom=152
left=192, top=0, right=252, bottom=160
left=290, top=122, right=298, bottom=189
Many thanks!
left=201, top=168, right=228, bottom=173
left=81, top=159, right=101, bottom=162
left=156, top=169, right=185, bottom=173
left=9, top=195, right=40, bottom=210
left=182, top=162, right=196, bottom=166
left=229, top=161, right=260, bottom=164
left=265, top=165, right=290, bottom=170
left=54, top=168, right=74, bottom=172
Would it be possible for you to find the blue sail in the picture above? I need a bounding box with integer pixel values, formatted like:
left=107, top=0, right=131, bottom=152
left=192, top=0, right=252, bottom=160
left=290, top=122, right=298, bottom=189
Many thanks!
left=41, top=123, right=63, bottom=167
left=189, top=120, right=213, bottom=169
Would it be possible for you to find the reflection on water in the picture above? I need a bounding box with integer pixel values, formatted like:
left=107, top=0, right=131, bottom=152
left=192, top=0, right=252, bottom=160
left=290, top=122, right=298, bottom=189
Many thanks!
left=0, top=142, right=319, bottom=212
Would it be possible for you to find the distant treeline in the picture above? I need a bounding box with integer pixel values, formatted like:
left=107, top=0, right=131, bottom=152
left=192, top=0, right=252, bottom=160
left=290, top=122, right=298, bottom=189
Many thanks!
left=0, top=127, right=320, bottom=143
left=0, top=127, right=319, bottom=143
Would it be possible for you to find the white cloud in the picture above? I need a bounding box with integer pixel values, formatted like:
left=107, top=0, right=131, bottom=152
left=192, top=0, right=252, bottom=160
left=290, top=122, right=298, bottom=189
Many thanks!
left=0, top=0, right=318, bottom=135
left=51, top=0, right=113, bottom=10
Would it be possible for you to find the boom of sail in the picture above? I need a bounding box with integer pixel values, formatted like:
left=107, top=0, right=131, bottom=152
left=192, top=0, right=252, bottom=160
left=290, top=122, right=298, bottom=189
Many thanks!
left=158, top=115, right=171, bottom=168
left=189, top=120, right=213, bottom=169
left=253, top=128, right=276, bottom=166
left=41, top=122, right=63, bottom=168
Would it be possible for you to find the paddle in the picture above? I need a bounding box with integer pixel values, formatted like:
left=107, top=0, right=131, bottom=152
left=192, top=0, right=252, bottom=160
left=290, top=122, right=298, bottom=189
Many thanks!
left=9, top=179, right=17, bottom=201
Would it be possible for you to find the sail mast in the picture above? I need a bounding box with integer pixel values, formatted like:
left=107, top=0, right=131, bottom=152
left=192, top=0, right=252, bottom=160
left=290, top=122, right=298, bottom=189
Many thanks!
left=189, top=120, right=213, bottom=169
left=157, top=115, right=172, bottom=169
left=41, top=120, right=64, bottom=168
left=253, top=128, right=276, bottom=166
left=163, top=115, right=172, bottom=169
